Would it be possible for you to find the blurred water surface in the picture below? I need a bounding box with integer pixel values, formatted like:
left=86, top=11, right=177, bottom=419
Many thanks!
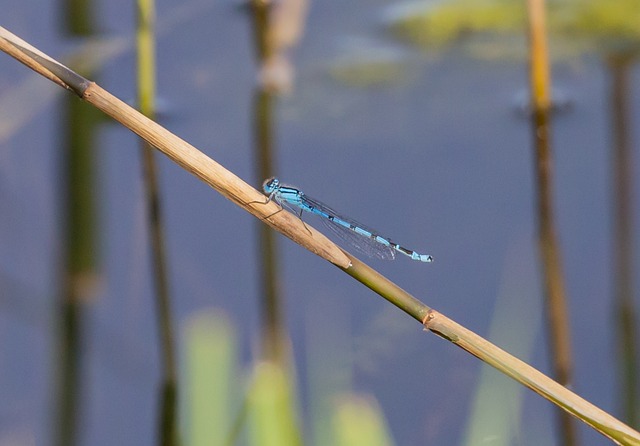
left=1, top=0, right=639, bottom=445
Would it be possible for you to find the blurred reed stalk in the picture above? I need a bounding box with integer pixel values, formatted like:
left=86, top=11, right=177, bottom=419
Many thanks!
left=248, top=3, right=306, bottom=443
left=525, top=0, right=576, bottom=444
left=61, top=0, right=95, bottom=35
left=136, top=0, right=179, bottom=444
left=55, top=3, right=99, bottom=445
left=2, top=27, right=640, bottom=445
left=250, top=0, right=286, bottom=362
left=609, top=51, right=638, bottom=427
left=57, top=90, right=100, bottom=446
left=249, top=0, right=307, bottom=361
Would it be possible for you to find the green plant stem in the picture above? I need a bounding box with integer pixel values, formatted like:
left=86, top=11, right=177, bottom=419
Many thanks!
left=135, top=1, right=179, bottom=444
left=341, top=256, right=430, bottom=322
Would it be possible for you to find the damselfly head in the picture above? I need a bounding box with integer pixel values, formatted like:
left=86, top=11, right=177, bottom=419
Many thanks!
left=262, top=177, right=280, bottom=194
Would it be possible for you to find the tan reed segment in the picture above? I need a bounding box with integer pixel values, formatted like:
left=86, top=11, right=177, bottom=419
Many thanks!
left=424, top=310, right=640, bottom=446
left=83, top=83, right=350, bottom=267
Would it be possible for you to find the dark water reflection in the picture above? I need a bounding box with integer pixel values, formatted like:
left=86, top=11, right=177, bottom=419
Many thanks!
left=1, top=0, right=639, bottom=445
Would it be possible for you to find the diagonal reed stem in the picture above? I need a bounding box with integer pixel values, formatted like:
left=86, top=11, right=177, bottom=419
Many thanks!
left=1, top=27, right=639, bottom=445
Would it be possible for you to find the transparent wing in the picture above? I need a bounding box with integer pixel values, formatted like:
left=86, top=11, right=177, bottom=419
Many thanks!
left=300, top=195, right=396, bottom=260
left=272, top=194, right=302, bottom=217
